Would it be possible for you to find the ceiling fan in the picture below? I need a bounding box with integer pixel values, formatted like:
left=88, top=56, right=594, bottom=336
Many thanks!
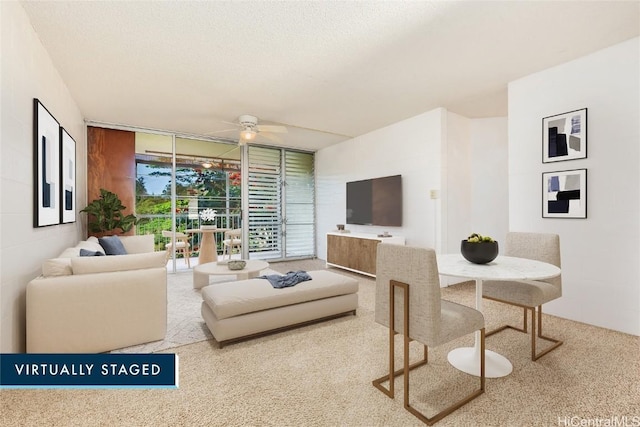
left=218, top=114, right=288, bottom=145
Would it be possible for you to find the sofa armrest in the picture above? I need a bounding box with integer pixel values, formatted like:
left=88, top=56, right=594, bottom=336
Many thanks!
left=26, top=268, right=167, bottom=353
left=71, top=251, right=166, bottom=275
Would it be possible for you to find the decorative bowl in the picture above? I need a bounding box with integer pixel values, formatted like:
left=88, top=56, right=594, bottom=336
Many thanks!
left=460, top=240, right=499, bottom=264
left=227, top=260, right=246, bottom=270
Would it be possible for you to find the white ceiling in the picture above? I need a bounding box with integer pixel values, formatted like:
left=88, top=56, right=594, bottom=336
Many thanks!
left=21, top=1, right=640, bottom=151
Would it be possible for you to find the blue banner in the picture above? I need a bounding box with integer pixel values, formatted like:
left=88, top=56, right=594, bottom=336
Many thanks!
left=0, top=353, right=178, bottom=389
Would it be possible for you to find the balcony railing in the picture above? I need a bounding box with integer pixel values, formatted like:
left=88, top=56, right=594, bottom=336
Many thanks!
left=135, top=195, right=241, bottom=255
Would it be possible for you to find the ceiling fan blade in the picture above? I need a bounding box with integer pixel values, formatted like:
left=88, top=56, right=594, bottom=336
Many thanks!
left=269, top=121, right=353, bottom=138
left=259, top=132, right=283, bottom=143
left=202, top=127, right=240, bottom=136
left=257, top=124, right=287, bottom=133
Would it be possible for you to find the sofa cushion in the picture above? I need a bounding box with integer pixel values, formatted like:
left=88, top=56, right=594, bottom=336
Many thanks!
left=79, top=249, right=106, bottom=257
left=76, top=239, right=106, bottom=255
left=201, top=270, right=358, bottom=320
left=71, top=251, right=166, bottom=275
left=98, top=236, right=128, bottom=255
left=58, top=247, right=81, bottom=259
left=42, top=258, right=73, bottom=277
left=120, top=235, right=154, bottom=254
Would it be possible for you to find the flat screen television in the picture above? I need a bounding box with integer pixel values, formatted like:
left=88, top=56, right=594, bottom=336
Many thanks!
left=346, top=175, right=402, bottom=226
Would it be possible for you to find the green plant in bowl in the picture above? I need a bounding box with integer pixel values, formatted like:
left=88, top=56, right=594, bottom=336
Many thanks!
left=461, top=233, right=498, bottom=264
left=466, top=233, right=495, bottom=243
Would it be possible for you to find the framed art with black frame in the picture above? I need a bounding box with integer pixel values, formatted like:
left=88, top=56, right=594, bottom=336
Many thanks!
left=60, top=127, right=76, bottom=224
left=542, top=168, right=587, bottom=219
left=33, top=98, right=61, bottom=227
left=542, top=108, right=587, bottom=163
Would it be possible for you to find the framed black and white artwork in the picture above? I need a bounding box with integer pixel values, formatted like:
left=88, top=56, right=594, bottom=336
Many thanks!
left=542, top=108, right=587, bottom=163
left=542, top=169, right=587, bottom=219
left=60, top=127, right=76, bottom=224
left=33, top=98, right=61, bottom=227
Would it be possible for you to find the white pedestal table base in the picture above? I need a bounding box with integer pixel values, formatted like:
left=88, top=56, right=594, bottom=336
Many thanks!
left=447, top=346, right=513, bottom=378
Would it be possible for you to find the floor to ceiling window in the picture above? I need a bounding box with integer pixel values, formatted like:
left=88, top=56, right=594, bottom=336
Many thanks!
left=87, top=125, right=315, bottom=268
left=134, top=133, right=241, bottom=270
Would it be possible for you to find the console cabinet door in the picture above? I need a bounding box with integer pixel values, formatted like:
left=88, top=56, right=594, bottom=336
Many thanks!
left=327, top=234, right=380, bottom=275
left=327, top=234, right=348, bottom=266
left=350, top=237, right=378, bottom=275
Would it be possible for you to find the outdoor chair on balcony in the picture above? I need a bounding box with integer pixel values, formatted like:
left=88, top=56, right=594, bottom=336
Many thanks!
left=221, top=228, right=242, bottom=260
left=162, top=230, right=191, bottom=268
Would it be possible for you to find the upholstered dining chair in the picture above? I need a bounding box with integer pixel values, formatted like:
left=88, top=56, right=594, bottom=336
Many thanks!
left=482, top=232, right=562, bottom=361
left=162, top=230, right=191, bottom=268
left=373, top=244, right=485, bottom=425
left=221, top=228, right=242, bottom=260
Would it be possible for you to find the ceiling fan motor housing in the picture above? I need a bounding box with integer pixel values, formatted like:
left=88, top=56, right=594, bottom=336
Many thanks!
left=238, top=114, right=258, bottom=130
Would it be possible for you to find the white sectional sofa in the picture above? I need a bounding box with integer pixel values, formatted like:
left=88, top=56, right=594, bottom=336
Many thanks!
left=26, top=235, right=167, bottom=353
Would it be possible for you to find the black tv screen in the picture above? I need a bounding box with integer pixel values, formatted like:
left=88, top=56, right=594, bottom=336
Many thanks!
left=346, top=175, right=402, bottom=226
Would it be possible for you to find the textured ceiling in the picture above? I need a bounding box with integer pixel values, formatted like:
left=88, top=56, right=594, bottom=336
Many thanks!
left=21, top=1, right=640, bottom=151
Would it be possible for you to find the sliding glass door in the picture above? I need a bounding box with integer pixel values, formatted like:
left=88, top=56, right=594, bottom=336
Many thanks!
left=284, top=150, right=315, bottom=258
left=247, top=146, right=315, bottom=261
left=247, top=146, right=282, bottom=259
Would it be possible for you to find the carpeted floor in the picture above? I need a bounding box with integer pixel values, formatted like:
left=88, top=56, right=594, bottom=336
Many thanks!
left=3, top=259, right=639, bottom=426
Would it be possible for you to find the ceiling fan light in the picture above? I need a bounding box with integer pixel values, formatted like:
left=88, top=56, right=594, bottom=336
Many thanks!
left=240, top=128, right=257, bottom=141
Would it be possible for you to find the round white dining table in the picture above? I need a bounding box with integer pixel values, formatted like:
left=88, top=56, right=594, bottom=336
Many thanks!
left=436, top=254, right=561, bottom=378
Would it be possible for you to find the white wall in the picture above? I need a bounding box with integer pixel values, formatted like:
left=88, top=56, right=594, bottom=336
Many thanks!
left=508, top=37, right=639, bottom=335
left=442, top=111, right=472, bottom=254
left=470, top=117, right=509, bottom=246
left=1, top=2, right=86, bottom=352
left=315, top=107, right=509, bottom=269
left=316, top=108, right=445, bottom=260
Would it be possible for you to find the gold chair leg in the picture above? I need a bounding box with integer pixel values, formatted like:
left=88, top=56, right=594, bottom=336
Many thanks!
left=404, top=327, right=485, bottom=426
left=373, top=281, right=428, bottom=398
left=484, top=300, right=563, bottom=361
left=486, top=305, right=528, bottom=338
left=372, top=280, right=484, bottom=425
left=531, top=306, right=563, bottom=361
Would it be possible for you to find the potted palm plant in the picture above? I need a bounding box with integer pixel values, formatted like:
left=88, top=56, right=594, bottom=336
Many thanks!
left=81, top=188, right=138, bottom=235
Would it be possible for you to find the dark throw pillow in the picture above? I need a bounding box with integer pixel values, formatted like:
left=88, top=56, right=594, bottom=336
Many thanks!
left=79, top=249, right=106, bottom=257
left=98, top=235, right=128, bottom=256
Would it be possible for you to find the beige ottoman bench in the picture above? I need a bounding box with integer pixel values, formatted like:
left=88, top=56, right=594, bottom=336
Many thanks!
left=201, top=270, right=359, bottom=347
